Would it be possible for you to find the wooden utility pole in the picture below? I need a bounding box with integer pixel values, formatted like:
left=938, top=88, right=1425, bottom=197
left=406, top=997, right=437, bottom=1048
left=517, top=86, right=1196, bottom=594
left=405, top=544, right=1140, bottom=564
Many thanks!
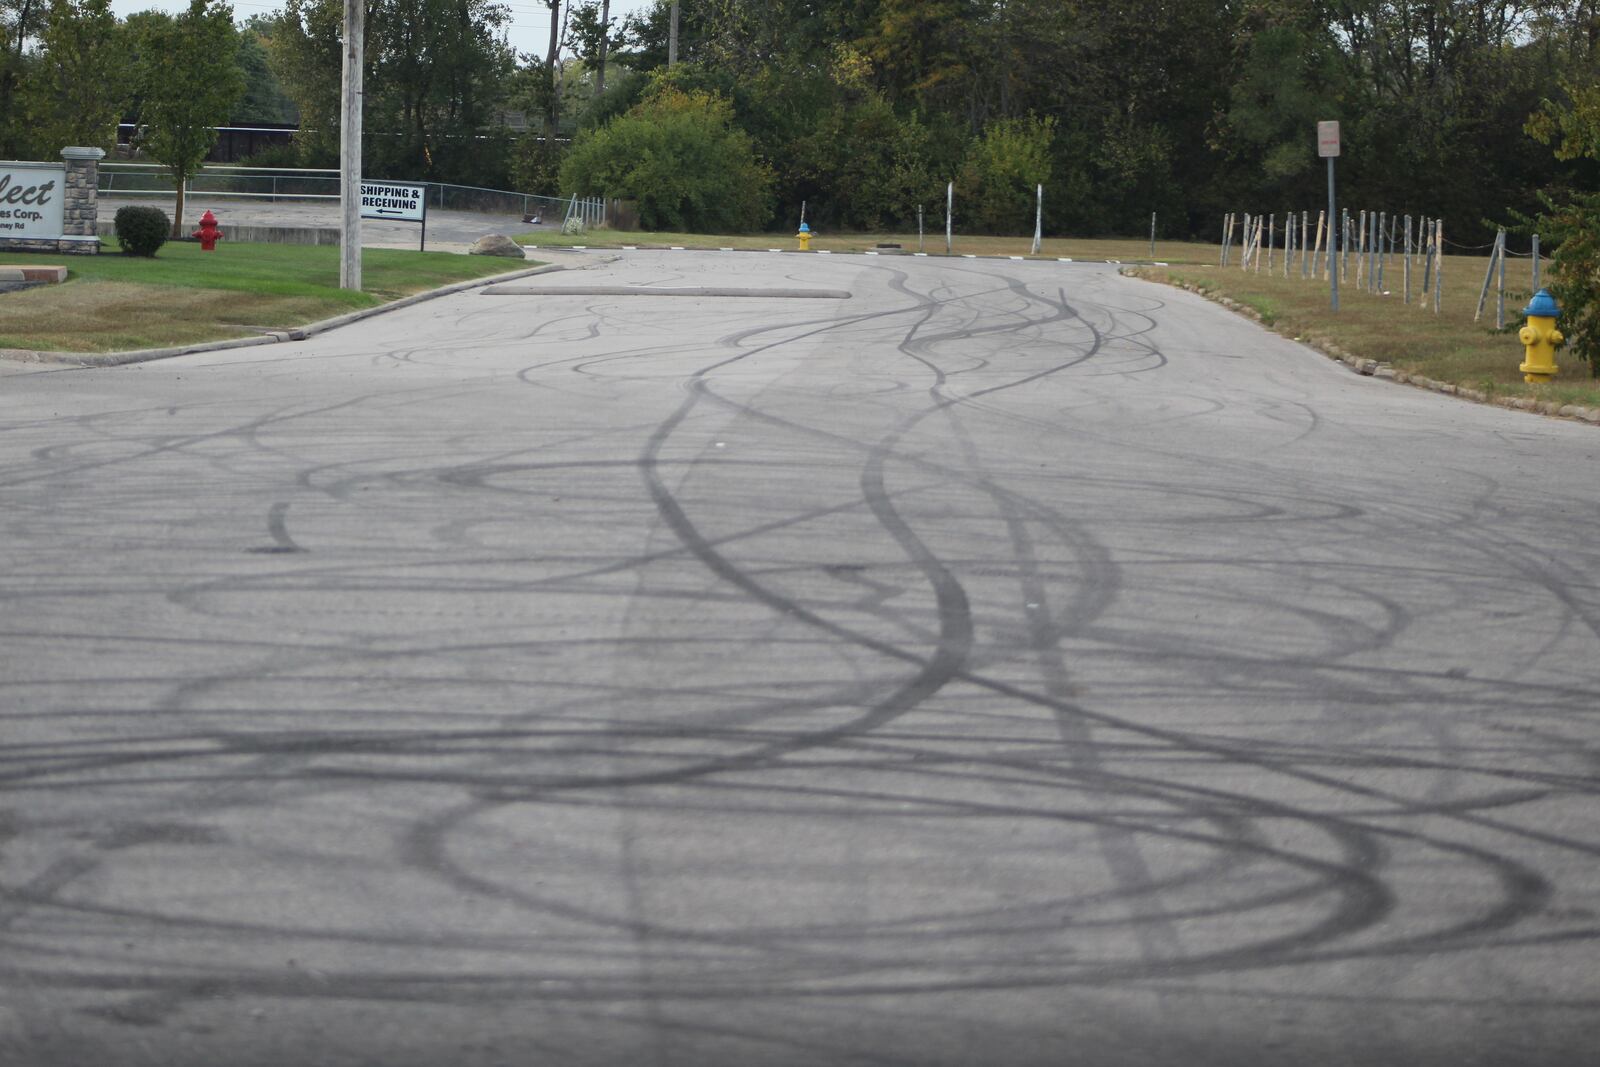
left=543, top=1, right=562, bottom=142
left=669, top=2, right=679, bottom=66
left=340, top=0, right=362, bottom=291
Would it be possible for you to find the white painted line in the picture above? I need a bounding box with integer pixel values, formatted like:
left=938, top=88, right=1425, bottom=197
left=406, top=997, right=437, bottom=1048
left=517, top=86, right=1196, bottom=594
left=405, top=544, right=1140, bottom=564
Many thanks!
left=720, top=247, right=733, bottom=252
left=818, top=250, right=832, bottom=255
left=768, top=248, right=782, bottom=252
left=914, top=252, right=928, bottom=257
left=963, top=254, right=977, bottom=259
left=1009, top=256, right=1024, bottom=260
left=670, top=246, right=685, bottom=250
left=622, top=245, right=637, bottom=250
left=572, top=245, right=587, bottom=250
left=1155, top=261, right=1168, bottom=266
left=865, top=251, right=879, bottom=256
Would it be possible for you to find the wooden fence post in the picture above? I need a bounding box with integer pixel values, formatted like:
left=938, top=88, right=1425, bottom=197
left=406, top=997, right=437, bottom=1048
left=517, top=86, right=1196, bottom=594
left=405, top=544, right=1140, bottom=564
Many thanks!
left=1433, top=220, right=1444, bottom=313
left=1312, top=210, right=1326, bottom=278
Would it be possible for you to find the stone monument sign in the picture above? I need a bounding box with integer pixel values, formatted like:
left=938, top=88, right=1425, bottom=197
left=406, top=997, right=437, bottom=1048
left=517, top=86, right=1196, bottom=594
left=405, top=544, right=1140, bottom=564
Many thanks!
left=0, top=147, right=105, bottom=255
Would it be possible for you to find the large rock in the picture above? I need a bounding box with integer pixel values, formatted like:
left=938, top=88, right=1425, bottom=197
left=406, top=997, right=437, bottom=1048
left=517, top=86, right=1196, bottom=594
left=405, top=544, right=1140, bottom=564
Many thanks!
left=469, top=234, right=526, bottom=258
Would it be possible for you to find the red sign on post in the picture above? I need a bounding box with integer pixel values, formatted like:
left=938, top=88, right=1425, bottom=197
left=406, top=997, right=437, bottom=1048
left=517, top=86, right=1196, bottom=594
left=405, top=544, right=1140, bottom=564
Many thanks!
left=1318, top=121, right=1341, bottom=158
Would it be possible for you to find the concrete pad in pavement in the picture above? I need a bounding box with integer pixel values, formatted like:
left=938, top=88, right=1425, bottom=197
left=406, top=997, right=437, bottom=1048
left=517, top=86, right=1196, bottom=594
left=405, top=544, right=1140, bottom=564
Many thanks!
left=1, top=251, right=1597, bottom=1066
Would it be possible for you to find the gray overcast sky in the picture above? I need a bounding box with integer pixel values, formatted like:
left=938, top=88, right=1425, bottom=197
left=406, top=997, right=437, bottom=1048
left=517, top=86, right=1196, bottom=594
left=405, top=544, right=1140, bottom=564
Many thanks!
left=107, top=0, right=657, bottom=62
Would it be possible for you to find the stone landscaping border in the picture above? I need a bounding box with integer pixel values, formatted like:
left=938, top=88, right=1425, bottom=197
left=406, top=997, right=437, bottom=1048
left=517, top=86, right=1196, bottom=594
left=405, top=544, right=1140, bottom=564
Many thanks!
left=1130, top=269, right=1600, bottom=427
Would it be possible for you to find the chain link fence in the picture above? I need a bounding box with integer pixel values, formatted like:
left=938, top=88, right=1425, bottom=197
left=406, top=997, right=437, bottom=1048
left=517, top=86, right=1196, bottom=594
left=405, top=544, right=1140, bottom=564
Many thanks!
left=98, top=164, right=586, bottom=223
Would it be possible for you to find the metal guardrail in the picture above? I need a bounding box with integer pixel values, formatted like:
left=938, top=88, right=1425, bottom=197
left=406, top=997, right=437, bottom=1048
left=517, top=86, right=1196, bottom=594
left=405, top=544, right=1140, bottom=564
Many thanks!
left=98, top=164, right=590, bottom=220
left=100, top=163, right=338, bottom=201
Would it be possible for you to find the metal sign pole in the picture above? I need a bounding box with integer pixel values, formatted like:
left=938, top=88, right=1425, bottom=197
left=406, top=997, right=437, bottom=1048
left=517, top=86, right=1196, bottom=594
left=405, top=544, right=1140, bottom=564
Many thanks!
left=1319, top=121, right=1339, bottom=312
left=1033, top=184, right=1043, bottom=255
left=1327, top=161, right=1337, bottom=311
left=946, top=182, right=953, bottom=255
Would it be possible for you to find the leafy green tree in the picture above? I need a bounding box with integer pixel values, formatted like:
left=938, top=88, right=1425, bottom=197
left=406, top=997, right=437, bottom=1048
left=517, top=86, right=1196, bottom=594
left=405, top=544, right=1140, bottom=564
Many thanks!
left=131, top=0, right=246, bottom=236
left=958, top=114, right=1054, bottom=233
left=263, top=0, right=342, bottom=164
left=0, top=0, right=46, bottom=156
left=569, top=0, right=626, bottom=98
left=1217, top=11, right=1347, bottom=203
left=1322, top=0, right=1559, bottom=240
left=1526, top=191, right=1600, bottom=376
left=234, top=16, right=296, bottom=125
left=1528, top=76, right=1600, bottom=375
left=268, top=0, right=515, bottom=181
left=622, top=0, right=710, bottom=72
left=560, top=85, right=773, bottom=230
left=366, top=0, right=515, bottom=183
left=697, top=0, right=864, bottom=76
left=1529, top=76, right=1600, bottom=164
left=778, top=48, right=949, bottom=230
left=19, top=0, right=130, bottom=156
left=860, top=0, right=971, bottom=112
left=228, top=0, right=1600, bottom=241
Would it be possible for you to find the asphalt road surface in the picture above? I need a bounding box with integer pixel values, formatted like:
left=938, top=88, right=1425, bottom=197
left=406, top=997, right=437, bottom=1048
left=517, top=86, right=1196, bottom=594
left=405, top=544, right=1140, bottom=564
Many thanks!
left=2, top=251, right=1598, bottom=1066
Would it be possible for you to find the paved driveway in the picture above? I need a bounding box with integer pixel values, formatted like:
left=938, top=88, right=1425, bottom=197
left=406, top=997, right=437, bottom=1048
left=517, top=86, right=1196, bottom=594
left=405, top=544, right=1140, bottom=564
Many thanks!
left=2, top=251, right=1597, bottom=1066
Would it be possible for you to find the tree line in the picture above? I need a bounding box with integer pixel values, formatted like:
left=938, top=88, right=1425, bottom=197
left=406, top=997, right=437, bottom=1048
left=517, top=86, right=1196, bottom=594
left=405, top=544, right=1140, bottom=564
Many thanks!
left=1, top=0, right=1598, bottom=244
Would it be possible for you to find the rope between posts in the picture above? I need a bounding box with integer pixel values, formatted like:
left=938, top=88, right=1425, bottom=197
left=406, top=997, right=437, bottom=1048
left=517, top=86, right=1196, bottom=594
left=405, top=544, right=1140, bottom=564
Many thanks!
left=1441, top=236, right=1542, bottom=257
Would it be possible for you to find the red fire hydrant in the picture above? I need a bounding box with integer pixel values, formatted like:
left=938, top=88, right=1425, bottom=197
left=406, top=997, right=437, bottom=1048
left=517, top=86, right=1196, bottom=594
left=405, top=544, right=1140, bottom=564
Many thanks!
left=192, top=210, right=223, bottom=251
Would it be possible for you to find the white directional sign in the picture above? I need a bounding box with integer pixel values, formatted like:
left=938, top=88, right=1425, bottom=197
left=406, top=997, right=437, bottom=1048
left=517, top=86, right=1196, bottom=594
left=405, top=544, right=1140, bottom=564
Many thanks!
left=360, top=181, right=426, bottom=222
left=1317, top=121, right=1341, bottom=158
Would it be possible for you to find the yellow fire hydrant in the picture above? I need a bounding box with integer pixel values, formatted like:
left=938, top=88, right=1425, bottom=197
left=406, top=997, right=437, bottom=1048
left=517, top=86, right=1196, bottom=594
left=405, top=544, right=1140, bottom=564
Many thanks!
left=1518, top=288, right=1563, bottom=384
left=796, top=222, right=812, bottom=251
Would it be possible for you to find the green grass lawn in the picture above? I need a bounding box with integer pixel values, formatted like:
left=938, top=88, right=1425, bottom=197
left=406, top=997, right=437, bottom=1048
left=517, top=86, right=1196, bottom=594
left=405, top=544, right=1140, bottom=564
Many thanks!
left=0, top=243, right=531, bottom=353
left=1132, top=252, right=1600, bottom=408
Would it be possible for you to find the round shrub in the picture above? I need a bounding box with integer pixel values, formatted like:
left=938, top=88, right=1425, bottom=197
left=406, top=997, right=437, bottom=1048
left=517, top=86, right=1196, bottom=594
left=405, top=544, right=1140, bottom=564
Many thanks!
left=114, top=205, right=170, bottom=257
left=559, top=87, right=773, bottom=233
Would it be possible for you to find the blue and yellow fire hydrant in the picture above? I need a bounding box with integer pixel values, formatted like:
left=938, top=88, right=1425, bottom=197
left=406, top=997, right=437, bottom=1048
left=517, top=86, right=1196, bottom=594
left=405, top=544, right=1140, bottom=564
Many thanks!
left=1518, top=288, right=1563, bottom=384
left=796, top=222, right=812, bottom=251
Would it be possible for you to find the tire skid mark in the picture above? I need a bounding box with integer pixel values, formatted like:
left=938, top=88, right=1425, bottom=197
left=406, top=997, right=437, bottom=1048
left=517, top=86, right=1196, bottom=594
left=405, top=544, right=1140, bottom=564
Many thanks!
left=2, top=254, right=1594, bottom=1033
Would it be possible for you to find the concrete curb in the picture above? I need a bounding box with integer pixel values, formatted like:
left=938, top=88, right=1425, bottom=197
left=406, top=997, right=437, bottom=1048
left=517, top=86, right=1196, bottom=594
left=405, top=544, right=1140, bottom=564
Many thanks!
left=525, top=243, right=1162, bottom=267
left=0, top=261, right=565, bottom=368
left=0, top=265, right=68, bottom=283
left=1125, top=269, right=1600, bottom=428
